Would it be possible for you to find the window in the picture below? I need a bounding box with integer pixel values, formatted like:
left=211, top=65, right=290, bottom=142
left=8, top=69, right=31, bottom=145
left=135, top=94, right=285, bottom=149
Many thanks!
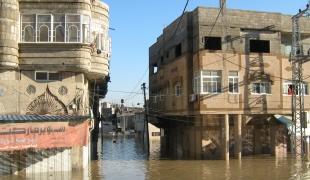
left=152, top=94, right=158, bottom=103
left=160, top=56, right=164, bottom=64
left=204, top=36, right=222, bottom=50
left=175, top=43, right=182, bottom=57
left=21, top=14, right=92, bottom=43
left=250, top=40, right=270, bottom=53
left=82, top=15, right=90, bottom=43
left=152, top=132, right=161, bottom=136
left=175, top=83, right=182, bottom=96
left=95, top=33, right=108, bottom=51
left=193, top=72, right=201, bottom=94
left=24, top=26, right=35, bottom=42
left=66, top=15, right=80, bottom=42
left=166, top=51, right=169, bottom=58
left=283, top=81, right=308, bottom=95
left=37, top=15, right=51, bottom=42
left=153, top=64, right=158, bottom=74
left=285, top=45, right=292, bottom=56
left=39, top=25, right=49, bottom=42
left=229, top=71, right=239, bottom=94
left=53, top=14, right=65, bottom=42
left=35, top=72, right=48, bottom=81
left=22, top=15, right=36, bottom=42
left=202, top=70, right=222, bottom=93
left=252, top=82, right=271, bottom=94
left=35, top=72, right=60, bottom=81
left=158, top=88, right=168, bottom=101
left=48, top=72, right=60, bottom=81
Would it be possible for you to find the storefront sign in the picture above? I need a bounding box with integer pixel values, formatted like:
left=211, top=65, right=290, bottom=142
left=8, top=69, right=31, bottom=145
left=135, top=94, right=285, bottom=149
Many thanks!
left=0, top=121, right=89, bottom=151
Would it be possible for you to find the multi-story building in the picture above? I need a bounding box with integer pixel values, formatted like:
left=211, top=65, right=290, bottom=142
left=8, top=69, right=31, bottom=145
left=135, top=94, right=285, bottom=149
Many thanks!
left=149, top=7, right=310, bottom=159
left=0, top=0, right=111, bottom=175
left=0, top=0, right=111, bottom=116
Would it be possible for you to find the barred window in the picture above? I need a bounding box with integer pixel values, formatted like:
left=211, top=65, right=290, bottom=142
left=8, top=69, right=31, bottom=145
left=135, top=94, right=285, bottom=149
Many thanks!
left=53, top=14, right=65, bottom=42
left=22, top=15, right=36, bottom=42
left=66, top=15, right=80, bottom=42
left=37, top=15, right=51, bottom=42
left=21, top=14, right=90, bottom=43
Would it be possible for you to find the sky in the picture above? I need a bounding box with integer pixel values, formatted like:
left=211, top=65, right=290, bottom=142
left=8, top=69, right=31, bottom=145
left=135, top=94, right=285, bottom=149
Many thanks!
left=103, top=0, right=309, bottom=107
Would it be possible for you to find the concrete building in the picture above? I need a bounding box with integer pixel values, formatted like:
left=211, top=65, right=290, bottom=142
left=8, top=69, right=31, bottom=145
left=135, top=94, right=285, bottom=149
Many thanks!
left=149, top=7, right=310, bottom=159
left=0, top=0, right=111, bottom=175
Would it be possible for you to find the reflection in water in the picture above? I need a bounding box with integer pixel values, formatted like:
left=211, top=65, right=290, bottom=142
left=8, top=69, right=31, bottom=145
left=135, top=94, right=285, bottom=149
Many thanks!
left=89, top=135, right=310, bottom=180
left=2, top=134, right=310, bottom=179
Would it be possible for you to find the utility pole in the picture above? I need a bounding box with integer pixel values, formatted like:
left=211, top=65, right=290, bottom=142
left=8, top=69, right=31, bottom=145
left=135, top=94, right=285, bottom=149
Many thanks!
left=220, top=0, right=226, bottom=11
left=290, top=2, right=310, bottom=158
left=141, top=83, right=150, bottom=155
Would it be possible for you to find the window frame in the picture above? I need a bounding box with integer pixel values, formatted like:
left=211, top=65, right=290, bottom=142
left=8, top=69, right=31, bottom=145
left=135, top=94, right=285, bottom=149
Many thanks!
left=201, top=70, right=222, bottom=94
left=20, top=14, right=91, bottom=44
left=175, top=83, right=182, bottom=97
left=35, top=71, right=61, bottom=81
left=21, top=14, right=36, bottom=42
left=193, top=71, right=201, bottom=94
left=251, top=82, right=272, bottom=95
left=66, top=14, right=81, bottom=43
left=249, top=39, right=270, bottom=53
left=53, top=14, right=66, bottom=42
left=283, top=81, right=309, bottom=96
left=204, top=36, right=222, bottom=50
left=228, top=71, right=239, bottom=94
left=36, top=14, right=52, bottom=42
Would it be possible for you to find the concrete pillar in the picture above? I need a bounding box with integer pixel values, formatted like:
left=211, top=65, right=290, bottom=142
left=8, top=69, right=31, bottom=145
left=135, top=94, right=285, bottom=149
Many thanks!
left=306, top=137, right=310, bottom=161
left=270, top=124, right=276, bottom=156
left=223, top=114, right=229, bottom=161
left=234, top=114, right=242, bottom=159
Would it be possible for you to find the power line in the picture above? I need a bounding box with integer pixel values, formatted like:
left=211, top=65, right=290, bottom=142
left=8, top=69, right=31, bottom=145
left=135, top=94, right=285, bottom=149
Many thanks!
left=172, top=0, right=190, bottom=38
left=108, top=90, right=143, bottom=95
left=110, top=0, right=190, bottom=104
left=122, top=66, right=149, bottom=101
left=206, top=1, right=225, bottom=39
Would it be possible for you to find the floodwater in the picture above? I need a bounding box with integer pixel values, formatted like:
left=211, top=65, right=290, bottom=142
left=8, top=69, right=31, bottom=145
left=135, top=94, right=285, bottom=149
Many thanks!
left=3, top=134, right=310, bottom=180
left=89, top=134, right=310, bottom=180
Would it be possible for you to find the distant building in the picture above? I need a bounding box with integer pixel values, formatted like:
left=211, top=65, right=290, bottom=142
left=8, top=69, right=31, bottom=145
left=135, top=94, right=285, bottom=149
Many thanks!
left=134, top=112, right=161, bottom=154
left=149, top=7, right=310, bottom=159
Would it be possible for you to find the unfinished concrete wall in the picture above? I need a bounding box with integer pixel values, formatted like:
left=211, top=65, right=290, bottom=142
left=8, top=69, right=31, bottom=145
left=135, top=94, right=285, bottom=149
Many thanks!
left=149, top=7, right=310, bottom=159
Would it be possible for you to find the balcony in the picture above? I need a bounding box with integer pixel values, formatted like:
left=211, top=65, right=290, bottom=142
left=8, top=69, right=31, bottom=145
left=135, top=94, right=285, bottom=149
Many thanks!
left=18, top=12, right=111, bottom=79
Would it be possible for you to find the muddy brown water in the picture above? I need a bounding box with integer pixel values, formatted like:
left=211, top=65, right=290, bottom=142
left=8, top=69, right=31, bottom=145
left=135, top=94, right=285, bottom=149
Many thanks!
left=2, top=134, right=310, bottom=180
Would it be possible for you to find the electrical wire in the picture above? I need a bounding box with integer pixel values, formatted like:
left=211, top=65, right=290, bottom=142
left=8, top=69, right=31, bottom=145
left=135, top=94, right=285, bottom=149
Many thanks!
left=121, top=66, right=149, bottom=100
left=205, top=1, right=225, bottom=40
left=106, top=0, right=190, bottom=105
left=108, top=90, right=143, bottom=95
left=171, top=0, right=190, bottom=38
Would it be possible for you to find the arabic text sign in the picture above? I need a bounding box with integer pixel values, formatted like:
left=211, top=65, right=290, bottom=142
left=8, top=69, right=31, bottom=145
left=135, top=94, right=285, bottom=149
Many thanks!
left=0, top=121, right=89, bottom=151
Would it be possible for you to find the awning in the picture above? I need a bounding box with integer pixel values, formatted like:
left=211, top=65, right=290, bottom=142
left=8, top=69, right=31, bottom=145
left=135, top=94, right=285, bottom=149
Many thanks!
left=274, top=114, right=292, bottom=127
left=0, top=115, right=89, bottom=123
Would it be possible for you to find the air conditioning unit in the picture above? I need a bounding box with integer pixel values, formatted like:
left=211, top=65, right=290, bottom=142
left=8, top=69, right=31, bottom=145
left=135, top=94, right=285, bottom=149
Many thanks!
left=189, top=94, right=197, bottom=102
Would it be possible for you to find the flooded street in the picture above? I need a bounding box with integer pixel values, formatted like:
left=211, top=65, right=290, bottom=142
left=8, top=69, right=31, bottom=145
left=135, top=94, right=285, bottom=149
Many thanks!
left=88, top=135, right=310, bottom=180
left=2, top=134, right=310, bottom=179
